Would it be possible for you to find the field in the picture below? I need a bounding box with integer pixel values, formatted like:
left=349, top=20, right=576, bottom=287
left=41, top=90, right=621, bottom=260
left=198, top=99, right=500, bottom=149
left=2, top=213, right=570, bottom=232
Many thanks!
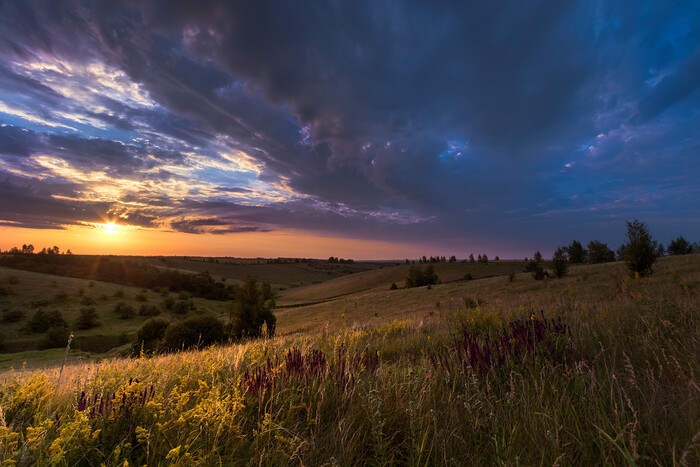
left=0, top=254, right=698, bottom=464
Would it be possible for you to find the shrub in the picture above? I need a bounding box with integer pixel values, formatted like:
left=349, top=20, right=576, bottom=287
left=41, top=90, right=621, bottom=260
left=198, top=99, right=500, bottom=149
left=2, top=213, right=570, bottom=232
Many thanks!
left=160, top=315, right=224, bottom=352
left=668, top=236, right=693, bottom=255
left=172, top=299, right=194, bottom=315
left=0, top=284, right=6, bottom=297
left=26, top=310, right=68, bottom=333
left=566, top=240, right=586, bottom=263
left=389, top=282, right=397, bottom=290
left=163, top=296, right=176, bottom=310
left=139, top=304, right=161, bottom=316
left=2, top=309, right=25, bottom=323
left=81, top=295, right=96, bottom=305
left=76, top=307, right=100, bottom=330
left=525, top=251, right=548, bottom=280
left=551, top=247, right=569, bottom=278
left=623, top=219, right=657, bottom=276
left=40, top=325, right=71, bottom=349
left=134, top=317, right=170, bottom=354
left=135, top=291, right=148, bottom=302
left=587, top=240, right=615, bottom=264
left=114, top=289, right=125, bottom=298
left=53, top=291, right=69, bottom=302
left=229, top=276, right=276, bottom=340
left=6, top=275, right=19, bottom=284
left=405, top=265, right=439, bottom=288
left=114, top=302, right=136, bottom=320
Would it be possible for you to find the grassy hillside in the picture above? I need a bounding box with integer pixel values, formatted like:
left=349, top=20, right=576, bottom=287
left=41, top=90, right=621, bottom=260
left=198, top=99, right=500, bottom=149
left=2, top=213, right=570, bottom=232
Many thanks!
left=138, top=256, right=385, bottom=290
left=0, top=266, right=228, bottom=356
left=277, top=259, right=529, bottom=306
left=0, top=255, right=698, bottom=464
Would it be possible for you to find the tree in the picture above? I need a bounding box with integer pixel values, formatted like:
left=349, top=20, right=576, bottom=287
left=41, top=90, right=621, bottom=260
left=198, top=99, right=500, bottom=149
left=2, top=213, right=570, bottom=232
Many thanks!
left=587, top=240, right=615, bottom=264
left=21, top=244, right=34, bottom=254
left=405, top=265, right=439, bottom=288
left=229, top=276, right=276, bottom=340
left=449, top=255, right=456, bottom=263
left=135, top=317, right=170, bottom=354
left=76, top=307, right=100, bottom=330
left=668, top=236, right=693, bottom=255
left=566, top=240, right=586, bottom=264
left=551, top=247, right=569, bottom=278
left=525, top=251, right=547, bottom=280
left=469, top=253, right=475, bottom=263
left=160, top=315, right=224, bottom=352
left=624, top=220, right=657, bottom=276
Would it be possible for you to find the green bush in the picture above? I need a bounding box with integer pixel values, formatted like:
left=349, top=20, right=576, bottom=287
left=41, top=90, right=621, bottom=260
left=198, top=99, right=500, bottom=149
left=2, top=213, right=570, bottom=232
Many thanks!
left=172, top=299, right=194, bottom=315
left=229, top=276, right=276, bottom=340
left=160, top=315, right=224, bottom=352
left=76, top=307, right=100, bottom=330
left=26, top=310, right=68, bottom=333
left=668, top=236, right=693, bottom=255
left=623, top=219, right=657, bottom=276
left=134, top=317, right=170, bottom=354
left=2, top=309, right=25, bottom=323
left=139, top=304, right=162, bottom=316
left=551, top=247, right=569, bottom=278
left=114, top=302, right=136, bottom=320
left=40, top=326, right=71, bottom=349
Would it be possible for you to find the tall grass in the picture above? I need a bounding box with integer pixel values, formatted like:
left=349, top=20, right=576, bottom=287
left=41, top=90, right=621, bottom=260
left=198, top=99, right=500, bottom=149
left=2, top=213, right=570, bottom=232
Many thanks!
left=0, top=257, right=699, bottom=465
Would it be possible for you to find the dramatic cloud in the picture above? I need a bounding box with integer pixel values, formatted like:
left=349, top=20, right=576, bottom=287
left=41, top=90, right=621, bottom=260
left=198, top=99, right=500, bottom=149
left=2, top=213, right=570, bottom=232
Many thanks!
left=0, top=0, right=698, bottom=255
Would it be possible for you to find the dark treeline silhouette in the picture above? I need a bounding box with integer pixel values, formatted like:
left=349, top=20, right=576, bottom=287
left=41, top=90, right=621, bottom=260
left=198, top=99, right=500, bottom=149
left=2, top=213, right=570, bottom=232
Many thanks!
left=0, top=250, right=234, bottom=300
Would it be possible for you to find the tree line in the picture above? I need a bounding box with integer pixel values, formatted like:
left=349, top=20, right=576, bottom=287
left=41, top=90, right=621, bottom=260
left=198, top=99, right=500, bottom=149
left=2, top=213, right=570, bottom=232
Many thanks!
left=0, top=248, right=234, bottom=300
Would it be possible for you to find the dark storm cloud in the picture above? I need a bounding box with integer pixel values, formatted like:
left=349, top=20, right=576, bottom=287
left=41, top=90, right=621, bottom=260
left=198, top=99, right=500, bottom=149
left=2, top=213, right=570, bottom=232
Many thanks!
left=0, top=0, right=699, bottom=253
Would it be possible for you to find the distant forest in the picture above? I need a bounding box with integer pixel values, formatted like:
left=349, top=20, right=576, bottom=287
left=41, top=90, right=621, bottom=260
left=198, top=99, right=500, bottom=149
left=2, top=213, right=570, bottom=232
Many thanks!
left=0, top=248, right=234, bottom=300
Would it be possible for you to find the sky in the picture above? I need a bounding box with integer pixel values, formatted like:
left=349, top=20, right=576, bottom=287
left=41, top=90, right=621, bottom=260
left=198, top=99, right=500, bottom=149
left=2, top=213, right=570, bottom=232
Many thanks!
left=0, top=1, right=698, bottom=259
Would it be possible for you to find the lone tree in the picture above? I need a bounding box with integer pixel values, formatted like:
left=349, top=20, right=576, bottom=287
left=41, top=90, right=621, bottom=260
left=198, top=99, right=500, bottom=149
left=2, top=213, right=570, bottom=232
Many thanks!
left=525, top=250, right=547, bottom=280
left=566, top=240, right=586, bottom=264
left=229, top=276, right=276, bottom=339
left=623, top=220, right=656, bottom=276
left=551, top=247, right=569, bottom=278
left=668, top=236, right=693, bottom=255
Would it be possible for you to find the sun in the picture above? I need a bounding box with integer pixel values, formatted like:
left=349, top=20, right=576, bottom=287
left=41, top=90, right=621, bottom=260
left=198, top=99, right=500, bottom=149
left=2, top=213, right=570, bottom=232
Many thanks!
left=102, top=222, right=120, bottom=235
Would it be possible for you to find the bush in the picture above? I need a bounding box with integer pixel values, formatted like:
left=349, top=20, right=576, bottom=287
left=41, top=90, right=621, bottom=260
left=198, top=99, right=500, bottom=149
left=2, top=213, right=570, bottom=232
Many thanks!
left=551, top=247, right=569, bottom=278
left=40, top=325, right=71, bottom=349
left=2, top=309, right=25, bottom=323
left=134, top=317, right=170, bottom=354
left=587, top=240, right=615, bottom=264
left=172, top=299, right=194, bottom=315
left=75, top=307, right=100, bottom=330
left=163, top=296, right=176, bottom=311
left=53, top=291, right=69, bottom=302
left=114, top=302, right=136, bottom=320
left=160, top=315, right=224, bottom=352
left=6, top=275, right=19, bottom=284
left=389, top=282, right=397, bottom=290
left=623, top=219, right=657, bottom=276
left=668, top=236, right=693, bottom=255
left=26, top=310, right=68, bottom=333
left=525, top=251, right=548, bottom=280
left=139, top=304, right=161, bottom=316
left=405, top=265, right=439, bottom=288
left=135, top=291, right=148, bottom=302
left=229, top=276, right=276, bottom=340
left=566, top=240, right=586, bottom=263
